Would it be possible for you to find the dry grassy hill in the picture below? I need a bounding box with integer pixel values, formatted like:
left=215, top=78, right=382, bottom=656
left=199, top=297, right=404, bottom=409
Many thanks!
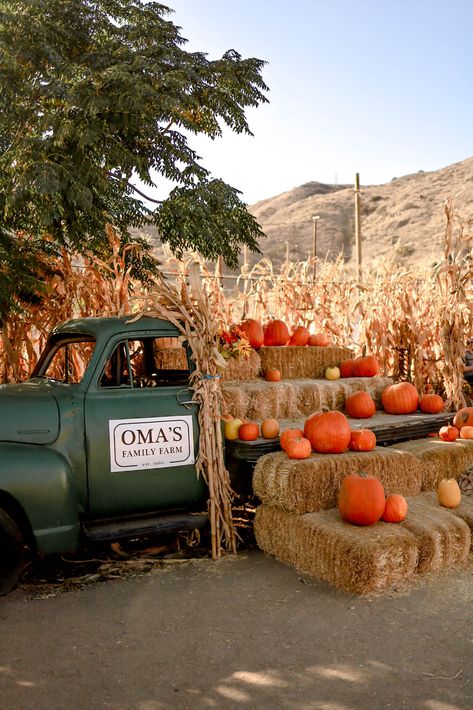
left=248, top=156, right=473, bottom=269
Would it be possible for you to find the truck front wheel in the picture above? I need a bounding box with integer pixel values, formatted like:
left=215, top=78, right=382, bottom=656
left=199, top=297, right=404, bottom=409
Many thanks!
left=0, top=509, right=28, bottom=595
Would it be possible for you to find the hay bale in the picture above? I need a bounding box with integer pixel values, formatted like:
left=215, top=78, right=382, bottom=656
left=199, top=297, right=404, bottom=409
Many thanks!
left=258, top=345, right=353, bottom=379
left=400, top=496, right=471, bottom=572
left=154, top=346, right=188, bottom=370
left=254, top=505, right=419, bottom=595
left=221, top=375, right=392, bottom=421
left=253, top=447, right=423, bottom=514
left=220, top=350, right=261, bottom=382
left=417, top=492, right=473, bottom=537
left=391, top=438, right=473, bottom=490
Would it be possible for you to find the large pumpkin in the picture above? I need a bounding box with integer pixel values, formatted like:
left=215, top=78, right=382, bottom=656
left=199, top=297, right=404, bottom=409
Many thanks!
left=381, top=494, right=408, bottom=523
left=304, top=410, right=351, bottom=454
left=352, top=355, right=379, bottom=378
left=348, top=429, right=376, bottom=451
left=419, top=394, right=444, bottom=414
left=345, top=391, right=376, bottom=419
left=338, top=473, right=386, bottom=526
left=263, top=319, right=290, bottom=346
left=453, top=407, right=473, bottom=430
left=238, top=319, right=264, bottom=349
left=381, top=382, right=419, bottom=414
left=339, top=359, right=355, bottom=378
left=289, top=326, right=310, bottom=346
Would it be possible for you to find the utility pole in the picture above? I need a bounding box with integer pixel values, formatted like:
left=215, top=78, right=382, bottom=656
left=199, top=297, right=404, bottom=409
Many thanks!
left=312, top=215, right=320, bottom=281
left=354, top=173, right=362, bottom=281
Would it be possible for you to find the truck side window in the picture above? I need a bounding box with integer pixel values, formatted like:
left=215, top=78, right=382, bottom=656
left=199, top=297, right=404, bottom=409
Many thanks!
left=152, top=337, right=190, bottom=386
left=99, top=343, right=131, bottom=387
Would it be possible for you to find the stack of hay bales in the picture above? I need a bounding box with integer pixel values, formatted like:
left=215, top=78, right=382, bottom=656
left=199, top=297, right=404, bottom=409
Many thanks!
left=253, top=443, right=473, bottom=595
left=389, top=437, right=473, bottom=490
left=258, top=345, right=353, bottom=379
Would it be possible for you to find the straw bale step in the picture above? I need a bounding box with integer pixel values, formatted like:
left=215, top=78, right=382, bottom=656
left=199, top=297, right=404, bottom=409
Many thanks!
left=254, top=505, right=419, bottom=595
left=253, top=447, right=423, bottom=514
left=221, top=375, right=392, bottom=421
left=390, top=438, right=473, bottom=490
left=417, top=492, right=473, bottom=536
left=258, top=345, right=353, bottom=379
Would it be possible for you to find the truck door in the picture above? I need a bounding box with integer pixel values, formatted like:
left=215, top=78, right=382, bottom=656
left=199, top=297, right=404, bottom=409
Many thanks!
left=84, top=334, right=206, bottom=517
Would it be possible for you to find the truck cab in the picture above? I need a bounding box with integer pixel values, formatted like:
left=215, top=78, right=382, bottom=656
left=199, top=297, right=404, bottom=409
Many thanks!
left=0, top=316, right=208, bottom=594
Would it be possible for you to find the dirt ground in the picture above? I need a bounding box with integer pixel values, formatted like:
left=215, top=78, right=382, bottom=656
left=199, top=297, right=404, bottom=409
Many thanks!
left=1, top=547, right=473, bottom=710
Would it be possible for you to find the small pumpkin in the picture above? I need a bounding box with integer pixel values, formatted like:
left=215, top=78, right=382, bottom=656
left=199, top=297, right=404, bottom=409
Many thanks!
left=381, top=494, right=408, bottom=523
left=261, top=418, right=280, bottom=439
left=338, top=472, right=386, bottom=526
left=286, top=436, right=312, bottom=460
left=308, top=332, right=330, bottom=347
left=325, top=366, right=340, bottom=381
left=459, top=425, right=473, bottom=439
left=438, top=425, right=459, bottom=442
left=419, top=393, right=444, bottom=414
left=437, top=478, right=462, bottom=508
left=339, top=359, right=355, bottom=378
left=381, top=382, right=419, bottom=415
left=453, top=407, right=473, bottom=429
left=304, top=410, right=351, bottom=454
left=238, top=422, right=260, bottom=441
left=289, top=326, right=310, bottom=346
left=352, top=355, right=379, bottom=378
left=280, top=427, right=305, bottom=451
left=263, top=319, right=290, bottom=346
left=265, top=368, right=281, bottom=382
left=345, top=391, right=376, bottom=419
left=238, top=319, right=264, bottom=349
left=348, top=429, right=376, bottom=451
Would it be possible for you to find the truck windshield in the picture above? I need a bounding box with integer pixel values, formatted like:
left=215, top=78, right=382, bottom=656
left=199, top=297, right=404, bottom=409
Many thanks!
left=32, top=337, right=96, bottom=384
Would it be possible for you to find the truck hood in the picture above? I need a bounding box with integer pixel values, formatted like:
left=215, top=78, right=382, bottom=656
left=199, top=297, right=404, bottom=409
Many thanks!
left=0, top=382, right=60, bottom=444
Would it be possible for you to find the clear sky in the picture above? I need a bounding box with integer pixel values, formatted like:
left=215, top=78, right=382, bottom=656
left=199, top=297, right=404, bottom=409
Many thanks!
left=157, top=0, right=473, bottom=205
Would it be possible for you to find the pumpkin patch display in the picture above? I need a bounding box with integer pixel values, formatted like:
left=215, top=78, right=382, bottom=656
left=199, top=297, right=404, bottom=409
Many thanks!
left=419, top=393, right=444, bottom=414
left=261, top=418, right=280, bottom=439
left=265, top=368, right=281, bottom=382
left=438, top=425, right=459, bottom=442
left=289, top=326, right=310, bottom=346
left=348, top=429, right=376, bottom=452
left=437, top=478, right=462, bottom=508
left=339, top=359, right=355, bottom=378
left=308, top=332, right=330, bottom=347
left=238, top=319, right=264, bottom=349
left=263, top=319, right=290, bottom=346
left=381, top=494, right=408, bottom=523
left=280, top=428, right=305, bottom=451
left=285, top=436, right=312, bottom=460
left=338, top=472, right=386, bottom=526
left=352, top=355, right=379, bottom=378
left=304, top=410, right=351, bottom=454
left=459, top=425, right=473, bottom=440
left=453, top=407, right=473, bottom=430
left=238, top=422, right=260, bottom=441
left=381, top=382, right=419, bottom=415
left=345, top=391, right=376, bottom=419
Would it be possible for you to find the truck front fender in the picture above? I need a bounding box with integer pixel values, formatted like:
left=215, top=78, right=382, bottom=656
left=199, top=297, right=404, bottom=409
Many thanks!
left=0, top=443, right=80, bottom=554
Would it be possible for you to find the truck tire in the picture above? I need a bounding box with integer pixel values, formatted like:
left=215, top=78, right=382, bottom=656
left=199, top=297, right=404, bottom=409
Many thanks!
left=0, top=509, right=27, bottom=595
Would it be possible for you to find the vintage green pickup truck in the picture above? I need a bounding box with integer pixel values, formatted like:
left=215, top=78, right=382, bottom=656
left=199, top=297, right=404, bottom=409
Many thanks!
left=0, top=316, right=212, bottom=594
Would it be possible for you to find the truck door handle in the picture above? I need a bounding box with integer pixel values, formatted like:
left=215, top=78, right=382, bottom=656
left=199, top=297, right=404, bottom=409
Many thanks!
left=176, top=390, right=200, bottom=409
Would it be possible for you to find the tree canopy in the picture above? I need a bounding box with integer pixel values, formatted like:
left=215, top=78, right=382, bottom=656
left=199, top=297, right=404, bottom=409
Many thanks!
left=0, top=0, right=268, bottom=317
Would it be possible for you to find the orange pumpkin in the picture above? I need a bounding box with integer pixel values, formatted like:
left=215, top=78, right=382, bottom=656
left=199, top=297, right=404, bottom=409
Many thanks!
left=304, top=410, right=351, bottom=454
left=238, top=422, right=260, bottom=441
left=289, top=326, right=310, bottom=346
left=263, top=319, right=290, bottom=346
left=381, top=382, right=419, bottom=414
left=453, top=407, right=473, bottom=429
left=352, top=355, right=379, bottom=378
left=348, top=429, right=376, bottom=451
left=338, top=473, right=386, bottom=526
left=286, top=436, right=312, bottom=460
left=438, top=425, right=459, bottom=442
left=460, top=425, right=473, bottom=439
left=381, top=494, right=408, bottom=523
left=419, top=393, right=444, bottom=414
left=345, top=391, right=376, bottom=419
left=280, top=427, right=305, bottom=451
left=265, top=368, right=281, bottom=382
left=308, top=332, right=330, bottom=347
left=238, top=319, right=264, bottom=349
left=261, top=418, right=280, bottom=439
left=339, top=359, right=355, bottom=378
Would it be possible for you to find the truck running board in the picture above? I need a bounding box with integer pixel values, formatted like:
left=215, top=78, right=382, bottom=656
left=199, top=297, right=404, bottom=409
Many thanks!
left=82, top=511, right=209, bottom=543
